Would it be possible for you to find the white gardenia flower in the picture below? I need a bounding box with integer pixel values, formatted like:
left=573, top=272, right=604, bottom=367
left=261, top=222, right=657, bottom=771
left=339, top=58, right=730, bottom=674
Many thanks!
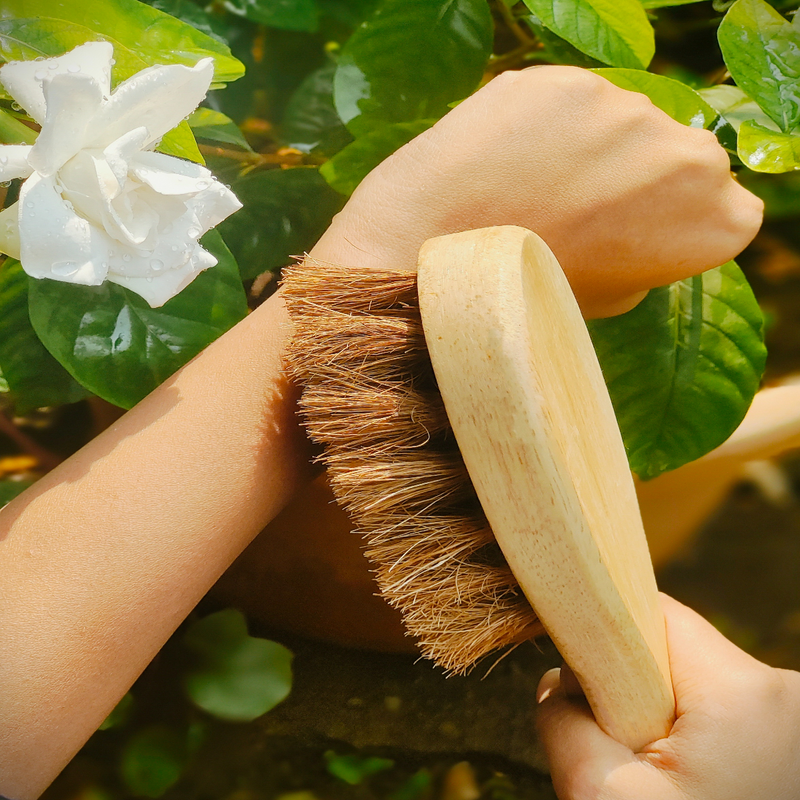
left=0, top=41, right=242, bottom=307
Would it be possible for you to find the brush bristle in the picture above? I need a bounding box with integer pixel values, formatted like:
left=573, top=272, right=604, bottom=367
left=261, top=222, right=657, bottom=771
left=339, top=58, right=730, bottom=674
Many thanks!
left=282, top=257, right=544, bottom=673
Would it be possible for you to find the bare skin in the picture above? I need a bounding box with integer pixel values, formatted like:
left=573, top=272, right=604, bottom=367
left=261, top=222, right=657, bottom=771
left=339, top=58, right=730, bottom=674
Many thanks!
left=537, top=595, right=800, bottom=800
left=0, top=66, right=766, bottom=797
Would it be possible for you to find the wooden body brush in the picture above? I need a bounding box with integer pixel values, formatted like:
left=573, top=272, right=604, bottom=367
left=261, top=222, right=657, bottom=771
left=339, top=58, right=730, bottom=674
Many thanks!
left=282, top=225, right=675, bottom=751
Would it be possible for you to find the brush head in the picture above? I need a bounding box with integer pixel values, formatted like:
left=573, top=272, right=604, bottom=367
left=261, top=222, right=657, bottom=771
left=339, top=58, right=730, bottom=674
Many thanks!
left=282, top=257, right=543, bottom=674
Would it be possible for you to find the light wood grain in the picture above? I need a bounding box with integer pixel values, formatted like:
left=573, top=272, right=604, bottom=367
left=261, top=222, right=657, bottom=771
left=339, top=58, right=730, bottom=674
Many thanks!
left=417, top=226, right=675, bottom=750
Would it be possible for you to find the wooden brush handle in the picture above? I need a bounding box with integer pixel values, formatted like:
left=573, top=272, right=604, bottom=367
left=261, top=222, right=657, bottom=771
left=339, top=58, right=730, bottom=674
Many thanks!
left=417, top=226, right=675, bottom=751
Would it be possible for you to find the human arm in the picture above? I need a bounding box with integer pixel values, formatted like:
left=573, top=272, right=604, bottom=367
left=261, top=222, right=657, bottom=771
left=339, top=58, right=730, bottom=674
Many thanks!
left=536, top=593, right=800, bottom=800
left=0, top=66, right=763, bottom=798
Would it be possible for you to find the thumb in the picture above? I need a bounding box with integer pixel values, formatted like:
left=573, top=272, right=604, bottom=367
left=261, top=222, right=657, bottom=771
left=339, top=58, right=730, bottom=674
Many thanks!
left=536, top=667, right=636, bottom=798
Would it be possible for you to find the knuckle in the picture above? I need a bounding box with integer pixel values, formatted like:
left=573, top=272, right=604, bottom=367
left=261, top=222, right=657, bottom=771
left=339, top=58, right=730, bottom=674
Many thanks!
left=517, top=64, right=606, bottom=101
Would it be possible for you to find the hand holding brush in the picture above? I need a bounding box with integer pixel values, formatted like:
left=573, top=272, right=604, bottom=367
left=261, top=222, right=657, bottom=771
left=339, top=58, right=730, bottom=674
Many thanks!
left=0, top=66, right=766, bottom=797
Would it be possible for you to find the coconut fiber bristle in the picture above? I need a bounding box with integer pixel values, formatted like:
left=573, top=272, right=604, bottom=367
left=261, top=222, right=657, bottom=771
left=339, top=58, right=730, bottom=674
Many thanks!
left=282, top=257, right=544, bottom=674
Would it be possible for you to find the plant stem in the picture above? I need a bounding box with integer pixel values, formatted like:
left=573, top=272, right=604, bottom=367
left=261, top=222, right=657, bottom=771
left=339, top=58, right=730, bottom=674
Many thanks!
left=197, top=144, right=324, bottom=168
left=496, top=0, right=536, bottom=47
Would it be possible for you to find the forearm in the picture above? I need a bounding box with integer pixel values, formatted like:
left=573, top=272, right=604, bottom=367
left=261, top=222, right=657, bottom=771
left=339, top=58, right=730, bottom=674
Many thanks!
left=0, top=292, right=311, bottom=796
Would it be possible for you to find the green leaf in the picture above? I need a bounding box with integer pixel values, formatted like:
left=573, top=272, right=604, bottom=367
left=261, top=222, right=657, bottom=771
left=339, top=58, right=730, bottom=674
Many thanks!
left=0, top=0, right=244, bottom=84
left=0, top=478, right=34, bottom=508
left=594, top=68, right=720, bottom=127
left=0, top=18, right=147, bottom=84
left=157, top=120, right=205, bottom=165
left=523, top=17, right=606, bottom=68
left=188, top=107, right=253, bottom=152
left=698, top=84, right=776, bottom=132
left=588, top=262, right=766, bottom=480
left=522, top=0, right=655, bottom=69
left=223, top=0, right=320, bottom=32
left=281, top=60, right=353, bottom=154
left=143, top=0, right=224, bottom=43
left=182, top=609, right=293, bottom=722
left=324, top=752, right=394, bottom=785
left=333, top=0, right=493, bottom=136
left=718, top=0, right=800, bottom=133
left=121, top=726, right=186, bottom=798
left=219, top=167, right=345, bottom=280
left=27, top=231, right=247, bottom=409
left=0, top=260, right=90, bottom=412
left=320, top=119, right=434, bottom=195
left=738, top=118, right=800, bottom=171
left=0, top=107, right=36, bottom=144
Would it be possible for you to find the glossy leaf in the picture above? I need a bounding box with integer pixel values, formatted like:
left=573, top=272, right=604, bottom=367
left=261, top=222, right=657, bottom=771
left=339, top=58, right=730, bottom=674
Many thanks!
left=738, top=119, right=800, bottom=172
left=0, top=107, right=36, bottom=145
left=0, top=18, right=146, bottom=84
left=522, top=0, right=655, bottom=69
left=121, top=726, right=186, bottom=798
left=0, top=479, right=34, bottom=509
left=223, top=0, right=320, bottom=32
left=143, top=0, right=223, bottom=42
left=0, top=0, right=244, bottom=84
left=589, top=262, right=766, bottom=480
left=183, top=609, right=293, bottom=722
left=219, top=167, right=345, bottom=280
left=0, top=260, right=89, bottom=412
left=699, top=84, right=775, bottom=132
left=158, top=120, right=205, bottom=165
left=718, top=0, right=800, bottom=133
left=320, top=119, right=434, bottom=195
left=333, top=0, right=493, bottom=136
left=28, top=231, right=247, bottom=409
left=523, top=17, right=606, bottom=68
left=281, top=61, right=352, bottom=154
left=188, top=107, right=253, bottom=152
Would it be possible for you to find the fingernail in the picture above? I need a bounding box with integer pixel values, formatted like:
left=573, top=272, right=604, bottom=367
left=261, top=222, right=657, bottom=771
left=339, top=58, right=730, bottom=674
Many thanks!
left=537, top=667, right=561, bottom=703
left=521, top=65, right=546, bottom=71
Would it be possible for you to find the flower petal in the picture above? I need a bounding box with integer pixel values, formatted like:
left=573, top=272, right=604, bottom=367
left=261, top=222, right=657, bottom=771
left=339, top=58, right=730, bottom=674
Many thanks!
left=0, top=145, right=34, bottom=182
left=88, top=58, right=215, bottom=151
left=132, top=151, right=242, bottom=230
left=27, top=73, right=104, bottom=177
left=104, top=127, right=149, bottom=186
left=0, top=41, right=113, bottom=126
left=18, top=172, right=112, bottom=285
left=0, top=202, right=21, bottom=259
left=107, top=245, right=217, bottom=308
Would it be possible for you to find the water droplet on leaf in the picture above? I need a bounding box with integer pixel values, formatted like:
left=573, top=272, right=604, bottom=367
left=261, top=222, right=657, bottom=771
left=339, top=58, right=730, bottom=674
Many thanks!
left=67, top=64, right=81, bottom=73
left=150, top=258, right=164, bottom=271
left=122, top=253, right=131, bottom=262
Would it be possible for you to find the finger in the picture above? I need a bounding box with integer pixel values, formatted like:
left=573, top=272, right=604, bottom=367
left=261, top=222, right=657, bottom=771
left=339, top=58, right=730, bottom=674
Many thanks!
left=537, top=689, right=636, bottom=799
left=659, top=593, right=768, bottom=711
left=537, top=667, right=562, bottom=703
